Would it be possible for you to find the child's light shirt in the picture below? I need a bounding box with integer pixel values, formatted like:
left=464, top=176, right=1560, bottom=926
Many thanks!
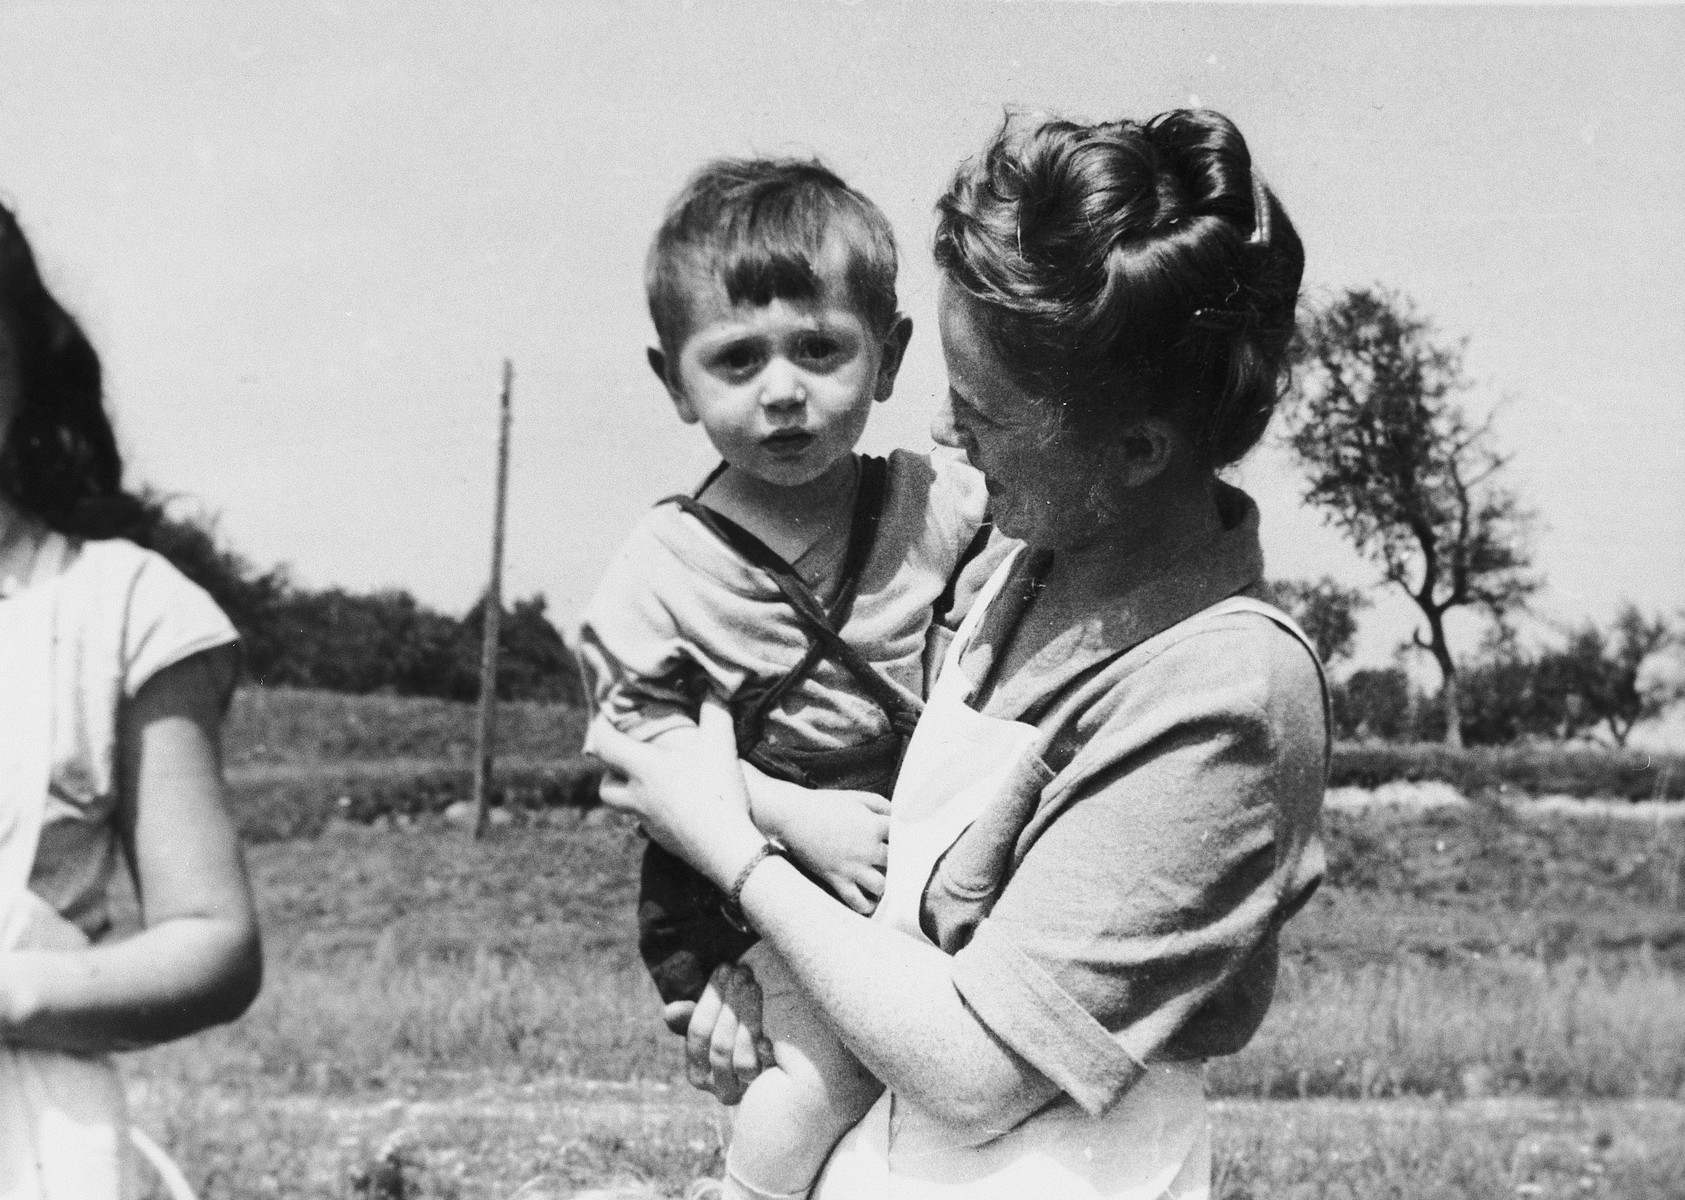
left=16, top=534, right=239, bottom=940
left=578, top=449, right=989, bottom=753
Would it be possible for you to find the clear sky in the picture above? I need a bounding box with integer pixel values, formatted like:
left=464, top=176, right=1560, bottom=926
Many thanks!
left=2, top=1, right=1681, bottom=673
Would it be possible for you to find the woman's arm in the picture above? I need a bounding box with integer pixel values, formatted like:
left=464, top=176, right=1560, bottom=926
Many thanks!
left=594, top=700, right=1059, bottom=1130
left=0, top=648, right=262, bottom=1054
left=737, top=854, right=1059, bottom=1128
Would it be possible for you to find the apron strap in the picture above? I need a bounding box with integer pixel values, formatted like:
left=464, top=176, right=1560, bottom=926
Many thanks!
left=931, top=542, right=1028, bottom=692
left=929, top=521, right=995, bottom=630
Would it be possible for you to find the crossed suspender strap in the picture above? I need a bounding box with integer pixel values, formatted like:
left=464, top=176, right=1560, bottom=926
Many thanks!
left=659, top=456, right=923, bottom=755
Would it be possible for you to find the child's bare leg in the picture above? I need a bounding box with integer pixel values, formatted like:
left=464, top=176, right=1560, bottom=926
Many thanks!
left=723, top=945, right=883, bottom=1200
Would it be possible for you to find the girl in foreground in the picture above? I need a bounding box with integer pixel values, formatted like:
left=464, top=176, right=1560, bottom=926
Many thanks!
left=591, top=107, right=1328, bottom=1200
left=0, top=201, right=261, bottom=1197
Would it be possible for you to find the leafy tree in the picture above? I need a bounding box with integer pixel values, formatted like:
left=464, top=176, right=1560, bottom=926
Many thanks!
left=458, top=593, right=585, bottom=704
left=129, top=492, right=583, bottom=703
left=1533, top=605, right=1680, bottom=747
left=1329, top=666, right=1414, bottom=742
left=262, top=588, right=460, bottom=694
left=1286, top=288, right=1536, bottom=747
left=1454, top=650, right=1550, bottom=746
left=1267, top=576, right=1370, bottom=665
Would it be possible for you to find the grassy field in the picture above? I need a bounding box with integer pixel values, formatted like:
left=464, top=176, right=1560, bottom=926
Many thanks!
left=111, top=689, right=1683, bottom=1196
left=128, top=1082, right=1685, bottom=1200
left=224, top=687, right=588, bottom=767
left=116, top=802, right=1685, bottom=1197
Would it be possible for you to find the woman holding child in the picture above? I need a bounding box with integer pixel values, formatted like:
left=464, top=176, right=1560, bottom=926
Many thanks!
left=591, top=107, right=1327, bottom=1199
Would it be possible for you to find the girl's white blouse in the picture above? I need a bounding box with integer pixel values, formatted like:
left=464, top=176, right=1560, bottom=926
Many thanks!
left=7, top=534, right=238, bottom=939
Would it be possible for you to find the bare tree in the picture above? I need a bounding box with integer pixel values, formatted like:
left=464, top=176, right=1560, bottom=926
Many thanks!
left=1285, top=288, right=1536, bottom=746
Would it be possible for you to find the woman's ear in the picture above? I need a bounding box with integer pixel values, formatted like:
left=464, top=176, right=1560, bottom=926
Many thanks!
left=648, top=346, right=698, bottom=424
left=874, top=315, right=915, bottom=404
left=1109, top=417, right=1180, bottom=488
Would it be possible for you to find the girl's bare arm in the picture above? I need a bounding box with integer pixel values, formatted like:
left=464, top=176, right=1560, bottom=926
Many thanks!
left=0, top=649, right=262, bottom=1053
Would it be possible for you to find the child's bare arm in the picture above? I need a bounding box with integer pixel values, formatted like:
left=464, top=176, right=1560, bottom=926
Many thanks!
left=740, top=766, right=889, bottom=915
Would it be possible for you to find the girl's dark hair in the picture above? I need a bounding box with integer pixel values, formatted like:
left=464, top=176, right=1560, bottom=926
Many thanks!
left=934, top=109, right=1304, bottom=468
left=0, top=202, right=142, bottom=537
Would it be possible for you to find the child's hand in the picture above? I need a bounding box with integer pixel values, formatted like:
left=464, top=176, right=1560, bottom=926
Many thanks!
left=764, top=787, right=891, bottom=915
left=662, top=962, right=769, bottom=1105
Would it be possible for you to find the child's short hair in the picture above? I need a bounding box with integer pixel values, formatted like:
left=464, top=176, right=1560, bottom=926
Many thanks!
left=646, top=157, right=899, bottom=359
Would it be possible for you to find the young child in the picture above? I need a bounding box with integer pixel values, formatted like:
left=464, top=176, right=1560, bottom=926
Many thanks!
left=579, top=159, right=993, bottom=1200
left=0, top=201, right=262, bottom=1197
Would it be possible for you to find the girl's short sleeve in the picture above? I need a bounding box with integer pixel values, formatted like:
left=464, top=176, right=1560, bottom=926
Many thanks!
left=120, top=550, right=241, bottom=701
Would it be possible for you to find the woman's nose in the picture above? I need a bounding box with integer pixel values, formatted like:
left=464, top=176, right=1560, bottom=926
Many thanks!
left=930, top=391, right=964, bottom=448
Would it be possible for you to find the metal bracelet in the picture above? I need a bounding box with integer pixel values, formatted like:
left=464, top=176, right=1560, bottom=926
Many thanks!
left=727, top=842, right=780, bottom=911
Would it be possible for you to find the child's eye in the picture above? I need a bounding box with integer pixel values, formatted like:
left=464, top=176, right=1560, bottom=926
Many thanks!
left=795, top=335, right=840, bottom=362
left=713, top=345, right=764, bottom=375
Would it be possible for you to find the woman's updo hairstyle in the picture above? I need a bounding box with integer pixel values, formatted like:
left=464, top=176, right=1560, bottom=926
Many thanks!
left=934, top=108, right=1304, bottom=468
left=0, top=201, right=141, bottom=537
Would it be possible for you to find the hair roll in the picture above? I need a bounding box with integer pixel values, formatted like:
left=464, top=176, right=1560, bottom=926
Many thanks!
left=935, top=108, right=1304, bottom=468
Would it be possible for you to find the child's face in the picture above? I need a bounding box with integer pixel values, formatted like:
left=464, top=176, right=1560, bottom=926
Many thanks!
left=653, top=266, right=910, bottom=489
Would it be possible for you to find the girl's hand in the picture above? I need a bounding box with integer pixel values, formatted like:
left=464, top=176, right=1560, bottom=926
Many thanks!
left=760, top=788, right=889, bottom=915
left=590, top=695, right=767, bottom=894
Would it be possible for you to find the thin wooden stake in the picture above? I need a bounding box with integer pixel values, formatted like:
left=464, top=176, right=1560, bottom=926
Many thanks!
left=472, top=359, right=513, bottom=839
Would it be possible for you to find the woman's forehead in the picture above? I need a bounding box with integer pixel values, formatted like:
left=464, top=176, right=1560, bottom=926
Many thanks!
left=938, top=284, right=1015, bottom=396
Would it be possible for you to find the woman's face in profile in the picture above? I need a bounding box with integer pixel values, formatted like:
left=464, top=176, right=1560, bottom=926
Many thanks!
left=934, top=278, right=1107, bottom=550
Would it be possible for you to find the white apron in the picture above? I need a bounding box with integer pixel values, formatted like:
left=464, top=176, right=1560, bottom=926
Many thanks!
left=0, top=569, right=132, bottom=1200
left=816, top=553, right=1320, bottom=1200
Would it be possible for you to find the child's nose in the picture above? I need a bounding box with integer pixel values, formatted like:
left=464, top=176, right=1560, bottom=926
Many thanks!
left=759, top=360, right=807, bottom=409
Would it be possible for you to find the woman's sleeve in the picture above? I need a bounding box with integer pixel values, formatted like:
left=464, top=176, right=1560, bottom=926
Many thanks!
left=121, top=551, right=242, bottom=706
left=945, top=622, right=1327, bottom=1115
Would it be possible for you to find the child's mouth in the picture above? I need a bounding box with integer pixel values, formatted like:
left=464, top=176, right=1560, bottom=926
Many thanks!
left=762, top=431, right=815, bottom=456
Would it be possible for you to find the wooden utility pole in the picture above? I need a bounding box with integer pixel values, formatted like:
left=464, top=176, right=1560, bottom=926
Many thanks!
left=472, top=360, right=513, bottom=839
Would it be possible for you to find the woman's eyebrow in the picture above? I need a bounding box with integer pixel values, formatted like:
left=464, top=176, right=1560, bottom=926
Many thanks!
left=949, top=387, right=993, bottom=422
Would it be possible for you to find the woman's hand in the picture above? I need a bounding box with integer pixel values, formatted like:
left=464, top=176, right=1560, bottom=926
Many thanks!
left=661, top=961, right=771, bottom=1105
left=590, top=696, right=768, bottom=894
left=749, top=778, right=889, bottom=915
